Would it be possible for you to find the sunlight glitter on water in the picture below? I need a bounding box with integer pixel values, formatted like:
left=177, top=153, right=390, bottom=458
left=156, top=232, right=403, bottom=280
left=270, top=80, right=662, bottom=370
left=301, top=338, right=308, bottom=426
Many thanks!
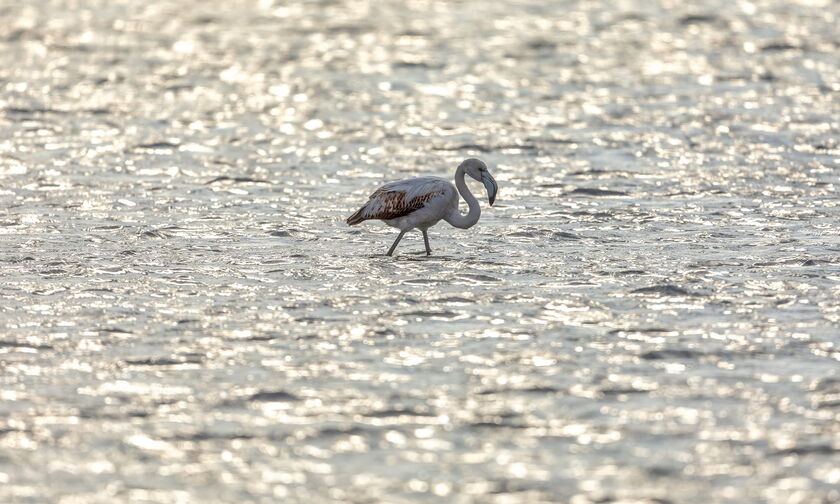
left=1, top=0, right=839, bottom=502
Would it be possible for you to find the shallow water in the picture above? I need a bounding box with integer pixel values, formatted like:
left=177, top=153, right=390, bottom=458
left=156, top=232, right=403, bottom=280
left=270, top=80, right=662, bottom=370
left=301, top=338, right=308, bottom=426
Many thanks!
left=1, top=0, right=839, bottom=502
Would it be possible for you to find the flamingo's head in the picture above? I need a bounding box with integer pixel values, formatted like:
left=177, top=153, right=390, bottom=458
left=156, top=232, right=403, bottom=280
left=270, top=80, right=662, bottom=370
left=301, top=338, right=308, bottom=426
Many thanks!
left=459, top=158, right=498, bottom=206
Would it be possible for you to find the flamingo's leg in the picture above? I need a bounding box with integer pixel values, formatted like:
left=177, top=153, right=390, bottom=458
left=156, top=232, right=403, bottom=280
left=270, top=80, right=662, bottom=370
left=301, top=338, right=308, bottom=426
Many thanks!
left=387, top=231, right=407, bottom=256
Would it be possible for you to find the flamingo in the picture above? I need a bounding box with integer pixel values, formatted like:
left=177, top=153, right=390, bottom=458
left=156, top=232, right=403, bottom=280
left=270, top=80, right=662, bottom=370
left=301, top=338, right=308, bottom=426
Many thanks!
left=346, top=158, right=498, bottom=256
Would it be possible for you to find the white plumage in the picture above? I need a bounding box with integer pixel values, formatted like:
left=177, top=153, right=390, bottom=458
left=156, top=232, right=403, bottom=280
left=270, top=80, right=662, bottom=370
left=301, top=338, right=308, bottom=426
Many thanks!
left=349, top=176, right=454, bottom=228
left=347, top=158, right=498, bottom=256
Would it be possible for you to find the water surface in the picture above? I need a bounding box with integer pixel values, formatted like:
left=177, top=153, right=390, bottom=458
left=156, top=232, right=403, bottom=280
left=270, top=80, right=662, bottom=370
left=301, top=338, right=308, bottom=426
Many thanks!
left=1, top=1, right=839, bottom=502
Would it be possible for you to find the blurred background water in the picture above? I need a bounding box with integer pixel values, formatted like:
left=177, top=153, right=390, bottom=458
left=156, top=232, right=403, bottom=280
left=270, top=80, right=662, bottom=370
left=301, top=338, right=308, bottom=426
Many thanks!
left=1, top=0, right=839, bottom=502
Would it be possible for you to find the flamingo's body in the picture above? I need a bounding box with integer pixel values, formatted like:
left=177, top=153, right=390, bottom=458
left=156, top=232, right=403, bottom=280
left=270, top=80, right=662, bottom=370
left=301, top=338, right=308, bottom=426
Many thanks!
left=346, top=158, right=498, bottom=256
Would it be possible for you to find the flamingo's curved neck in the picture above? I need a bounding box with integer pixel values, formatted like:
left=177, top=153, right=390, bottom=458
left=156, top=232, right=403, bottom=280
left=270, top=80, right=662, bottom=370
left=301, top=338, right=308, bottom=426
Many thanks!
left=445, top=166, right=481, bottom=229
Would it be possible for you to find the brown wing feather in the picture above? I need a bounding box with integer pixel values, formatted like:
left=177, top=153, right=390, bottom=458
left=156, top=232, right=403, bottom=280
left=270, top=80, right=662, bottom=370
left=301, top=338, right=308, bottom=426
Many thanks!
left=346, top=189, right=441, bottom=225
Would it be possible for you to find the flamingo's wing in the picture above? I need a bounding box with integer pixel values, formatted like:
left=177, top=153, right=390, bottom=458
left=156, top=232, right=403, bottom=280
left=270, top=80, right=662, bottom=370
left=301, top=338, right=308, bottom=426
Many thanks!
left=346, top=177, right=451, bottom=225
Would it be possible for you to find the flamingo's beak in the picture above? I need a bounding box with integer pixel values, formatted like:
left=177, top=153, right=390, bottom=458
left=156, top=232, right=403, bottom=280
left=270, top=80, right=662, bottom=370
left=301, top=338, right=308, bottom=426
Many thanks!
left=482, top=172, right=498, bottom=206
